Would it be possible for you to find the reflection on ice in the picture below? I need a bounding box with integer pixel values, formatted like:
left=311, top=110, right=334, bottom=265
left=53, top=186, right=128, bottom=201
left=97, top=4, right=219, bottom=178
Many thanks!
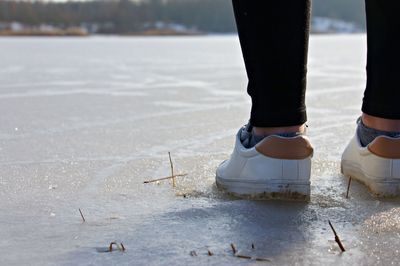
left=363, top=208, right=400, bottom=233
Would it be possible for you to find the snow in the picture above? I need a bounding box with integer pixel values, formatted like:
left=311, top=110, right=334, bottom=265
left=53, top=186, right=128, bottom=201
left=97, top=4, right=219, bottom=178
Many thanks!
left=0, top=35, right=399, bottom=265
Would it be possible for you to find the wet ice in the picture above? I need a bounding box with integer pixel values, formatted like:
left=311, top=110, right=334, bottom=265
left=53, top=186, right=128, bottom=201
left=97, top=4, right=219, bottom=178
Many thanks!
left=0, top=35, right=399, bottom=265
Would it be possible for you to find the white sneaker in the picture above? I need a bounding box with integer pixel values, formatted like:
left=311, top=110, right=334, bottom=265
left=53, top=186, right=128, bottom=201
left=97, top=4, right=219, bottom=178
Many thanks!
left=341, top=133, right=400, bottom=197
left=216, top=129, right=314, bottom=200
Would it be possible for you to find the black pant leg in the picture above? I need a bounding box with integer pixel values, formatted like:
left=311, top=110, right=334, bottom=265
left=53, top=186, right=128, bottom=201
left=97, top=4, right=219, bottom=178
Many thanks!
left=232, top=0, right=311, bottom=127
left=363, top=0, right=400, bottom=119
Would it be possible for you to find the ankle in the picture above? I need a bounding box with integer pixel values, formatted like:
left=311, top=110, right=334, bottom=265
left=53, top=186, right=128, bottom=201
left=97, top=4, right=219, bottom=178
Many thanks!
left=362, top=113, right=400, bottom=132
left=253, top=124, right=306, bottom=136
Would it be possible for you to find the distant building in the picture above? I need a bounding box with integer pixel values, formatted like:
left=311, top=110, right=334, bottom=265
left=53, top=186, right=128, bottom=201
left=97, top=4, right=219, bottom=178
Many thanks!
left=10, top=22, right=24, bottom=32
left=39, top=24, right=57, bottom=32
left=0, top=21, right=88, bottom=36
left=80, top=23, right=100, bottom=34
left=312, top=17, right=362, bottom=34
left=142, top=21, right=201, bottom=35
left=152, top=21, right=189, bottom=33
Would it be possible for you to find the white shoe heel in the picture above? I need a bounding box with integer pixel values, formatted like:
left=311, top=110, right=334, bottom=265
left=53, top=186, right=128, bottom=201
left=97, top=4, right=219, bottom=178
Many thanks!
left=216, top=128, right=313, bottom=200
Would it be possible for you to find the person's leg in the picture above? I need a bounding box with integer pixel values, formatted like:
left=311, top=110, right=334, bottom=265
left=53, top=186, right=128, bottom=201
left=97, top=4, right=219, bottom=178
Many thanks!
left=341, top=0, right=400, bottom=197
left=216, top=1, right=313, bottom=200
left=232, top=0, right=311, bottom=136
left=361, top=0, right=400, bottom=136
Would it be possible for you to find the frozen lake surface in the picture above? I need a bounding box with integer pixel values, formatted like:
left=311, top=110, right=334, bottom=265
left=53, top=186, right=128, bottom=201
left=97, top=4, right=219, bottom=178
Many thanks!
left=0, top=35, right=399, bottom=265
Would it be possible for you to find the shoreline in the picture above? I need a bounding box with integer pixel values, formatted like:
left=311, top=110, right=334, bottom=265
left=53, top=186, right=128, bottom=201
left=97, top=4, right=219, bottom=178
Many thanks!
left=0, top=29, right=365, bottom=37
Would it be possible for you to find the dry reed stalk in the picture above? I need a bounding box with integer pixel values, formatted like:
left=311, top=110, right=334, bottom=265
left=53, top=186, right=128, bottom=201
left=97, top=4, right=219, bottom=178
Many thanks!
left=236, top=254, right=270, bottom=262
left=230, top=243, right=237, bottom=254
left=143, top=174, right=187, bottom=184
left=328, top=220, right=346, bottom=252
left=255, top=257, right=271, bottom=262
left=143, top=152, right=187, bottom=186
left=109, top=242, right=118, bottom=252
left=79, top=208, right=85, bottom=222
left=346, top=177, right=352, bottom=199
left=168, top=152, right=176, bottom=187
left=108, top=242, right=125, bottom=252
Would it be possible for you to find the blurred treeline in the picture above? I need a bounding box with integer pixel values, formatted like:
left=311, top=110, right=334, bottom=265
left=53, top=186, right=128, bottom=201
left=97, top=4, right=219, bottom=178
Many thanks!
left=0, top=0, right=366, bottom=34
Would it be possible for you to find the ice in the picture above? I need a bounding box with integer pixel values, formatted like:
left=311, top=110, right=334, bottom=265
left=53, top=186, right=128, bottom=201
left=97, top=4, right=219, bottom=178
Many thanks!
left=0, top=35, right=399, bottom=265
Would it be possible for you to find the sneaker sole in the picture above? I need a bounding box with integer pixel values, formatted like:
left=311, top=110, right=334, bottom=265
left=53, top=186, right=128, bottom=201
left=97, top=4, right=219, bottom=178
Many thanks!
left=341, top=160, right=400, bottom=197
left=215, top=175, right=310, bottom=201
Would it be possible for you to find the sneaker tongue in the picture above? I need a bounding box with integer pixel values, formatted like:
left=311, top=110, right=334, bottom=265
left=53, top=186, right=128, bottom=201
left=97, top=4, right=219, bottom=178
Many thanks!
left=244, top=122, right=253, bottom=132
left=240, top=125, right=263, bottom=148
left=240, top=125, right=252, bottom=147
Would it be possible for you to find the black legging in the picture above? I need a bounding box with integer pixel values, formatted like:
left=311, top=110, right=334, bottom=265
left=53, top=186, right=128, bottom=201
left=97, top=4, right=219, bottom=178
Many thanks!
left=232, top=0, right=400, bottom=127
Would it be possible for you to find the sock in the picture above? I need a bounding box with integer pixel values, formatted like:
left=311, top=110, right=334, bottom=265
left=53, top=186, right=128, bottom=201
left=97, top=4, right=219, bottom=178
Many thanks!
left=357, top=117, right=400, bottom=147
left=240, top=123, right=302, bottom=148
